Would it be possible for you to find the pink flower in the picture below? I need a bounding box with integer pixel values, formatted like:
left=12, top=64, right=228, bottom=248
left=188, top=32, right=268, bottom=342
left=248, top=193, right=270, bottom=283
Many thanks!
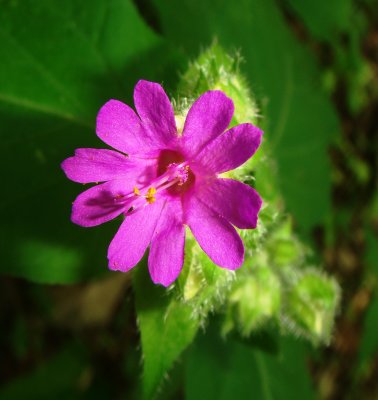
left=62, top=80, right=263, bottom=286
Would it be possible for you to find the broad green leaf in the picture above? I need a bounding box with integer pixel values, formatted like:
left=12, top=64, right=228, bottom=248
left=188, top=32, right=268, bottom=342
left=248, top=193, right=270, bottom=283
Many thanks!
left=0, top=0, right=181, bottom=283
left=285, top=0, right=371, bottom=113
left=286, top=0, right=354, bottom=42
left=153, top=0, right=340, bottom=233
left=186, top=322, right=315, bottom=400
left=133, top=263, right=199, bottom=400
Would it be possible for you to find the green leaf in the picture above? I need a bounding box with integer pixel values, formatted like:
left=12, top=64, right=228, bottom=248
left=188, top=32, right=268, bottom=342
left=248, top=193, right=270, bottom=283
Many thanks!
left=285, top=0, right=354, bottom=42
left=0, top=0, right=181, bottom=283
left=133, top=263, right=199, bottom=399
left=153, top=0, right=340, bottom=233
left=185, top=321, right=315, bottom=400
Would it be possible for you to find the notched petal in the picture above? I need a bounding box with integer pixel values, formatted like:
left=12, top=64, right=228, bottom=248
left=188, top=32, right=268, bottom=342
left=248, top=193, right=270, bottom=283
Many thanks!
left=134, top=80, right=177, bottom=147
left=184, top=193, right=244, bottom=270
left=148, top=200, right=185, bottom=286
left=71, top=179, right=135, bottom=227
left=195, top=178, right=263, bottom=229
left=193, top=123, right=263, bottom=174
left=96, top=99, right=157, bottom=155
left=61, top=148, right=142, bottom=184
left=182, top=90, right=234, bottom=158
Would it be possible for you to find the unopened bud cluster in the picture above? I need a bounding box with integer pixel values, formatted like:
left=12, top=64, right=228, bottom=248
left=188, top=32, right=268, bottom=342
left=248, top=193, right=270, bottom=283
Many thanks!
left=173, top=43, right=340, bottom=345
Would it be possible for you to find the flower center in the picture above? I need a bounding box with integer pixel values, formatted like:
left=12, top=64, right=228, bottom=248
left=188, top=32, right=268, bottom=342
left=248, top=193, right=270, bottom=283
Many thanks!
left=114, top=155, right=193, bottom=216
left=157, top=150, right=195, bottom=194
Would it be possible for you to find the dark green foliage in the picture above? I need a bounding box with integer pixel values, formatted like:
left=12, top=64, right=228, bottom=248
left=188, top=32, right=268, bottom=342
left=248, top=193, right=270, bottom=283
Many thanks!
left=185, top=322, right=315, bottom=400
left=0, top=0, right=182, bottom=283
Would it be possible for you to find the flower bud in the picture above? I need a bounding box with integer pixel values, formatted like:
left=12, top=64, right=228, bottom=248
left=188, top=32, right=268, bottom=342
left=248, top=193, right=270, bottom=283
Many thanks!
left=178, top=42, right=259, bottom=126
left=223, top=266, right=281, bottom=337
left=284, top=270, right=340, bottom=344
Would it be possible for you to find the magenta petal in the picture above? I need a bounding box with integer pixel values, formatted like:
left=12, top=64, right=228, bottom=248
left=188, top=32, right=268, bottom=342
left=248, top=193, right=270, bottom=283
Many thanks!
left=61, top=148, right=146, bottom=184
left=148, top=199, right=185, bottom=287
left=134, top=80, right=177, bottom=147
left=194, top=123, right=263, bottom=174
left=184, top=193, right=244, bottom=270
left=182, top=91, right=234, bottom=157
left=196, top=178, right=262, bottom=229
left=108, top=200, right=165, bottom=272
left=97, top=99, right=158, bottom=155
left=71, top=179, right=135, bottom=227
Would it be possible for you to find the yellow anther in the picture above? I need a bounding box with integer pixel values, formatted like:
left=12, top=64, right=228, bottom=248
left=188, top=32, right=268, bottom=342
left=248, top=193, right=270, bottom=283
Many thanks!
left=145, top=187, right=157, bottom=204
left=133, top=186, right=140, bottom=196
